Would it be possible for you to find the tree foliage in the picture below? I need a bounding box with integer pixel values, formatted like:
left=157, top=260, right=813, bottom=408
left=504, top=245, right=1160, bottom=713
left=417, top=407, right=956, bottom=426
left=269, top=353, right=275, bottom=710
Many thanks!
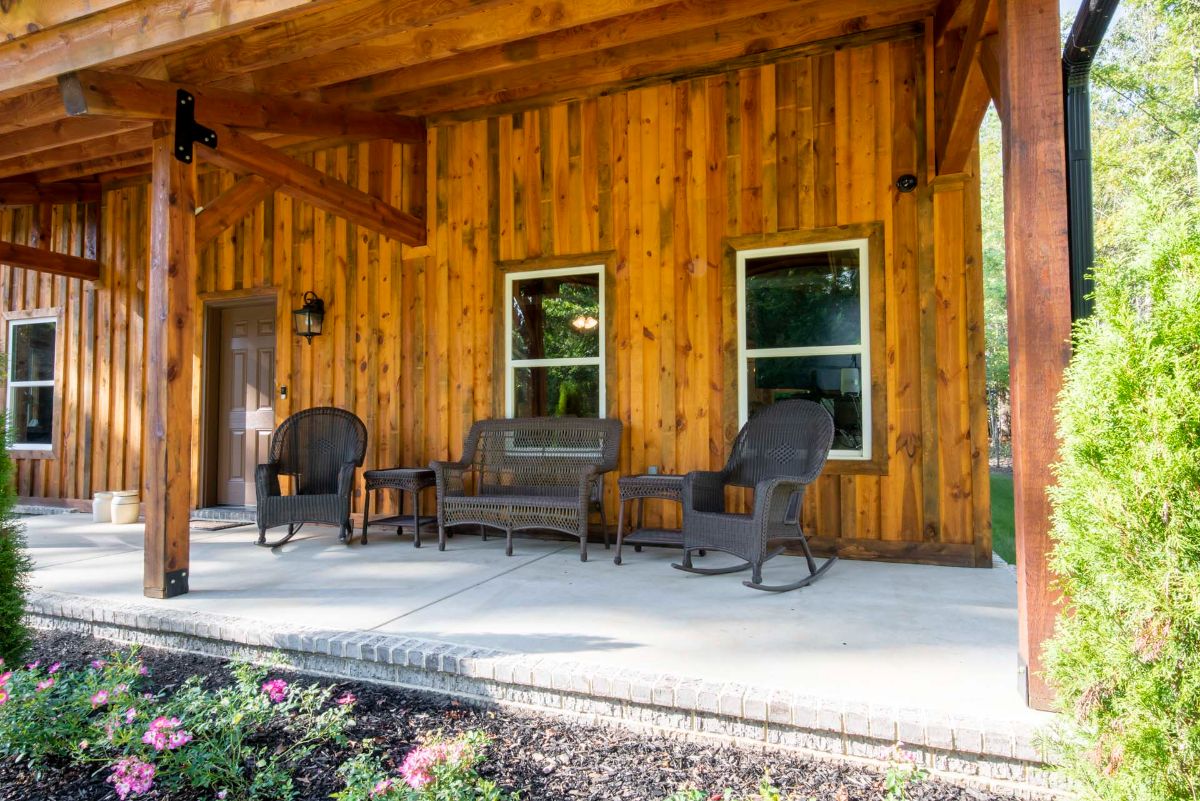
left=1046, top=233, right=1200, bottom=801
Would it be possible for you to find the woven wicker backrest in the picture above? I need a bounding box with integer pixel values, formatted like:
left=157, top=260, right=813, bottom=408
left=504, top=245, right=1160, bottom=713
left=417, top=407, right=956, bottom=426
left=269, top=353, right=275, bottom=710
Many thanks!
left=462, top=417, right=622, bottom=498
left=723, top=400, right=835, bottom=488
left=269, top=407, right=368, bottom=495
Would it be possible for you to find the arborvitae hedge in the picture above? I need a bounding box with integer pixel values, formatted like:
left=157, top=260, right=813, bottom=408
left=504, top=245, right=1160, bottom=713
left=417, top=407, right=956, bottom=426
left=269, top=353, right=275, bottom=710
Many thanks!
left=1047, top=236, right=1200, bottom=800
left=0, top=415, right=31, bottom=664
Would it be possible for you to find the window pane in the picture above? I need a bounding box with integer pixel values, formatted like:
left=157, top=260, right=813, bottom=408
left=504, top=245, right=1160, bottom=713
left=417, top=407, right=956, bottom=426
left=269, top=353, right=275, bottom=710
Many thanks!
left=745, top=248, right=861, bottom=349
left=511, top=274, right=601, bottom=360
left=9, top=385, right=54, bottom=446
left=513, top=365, right=601, bottom=418
left=10, top=321, right=56, bottom=382
left=747, top=355, right=864, bottom=454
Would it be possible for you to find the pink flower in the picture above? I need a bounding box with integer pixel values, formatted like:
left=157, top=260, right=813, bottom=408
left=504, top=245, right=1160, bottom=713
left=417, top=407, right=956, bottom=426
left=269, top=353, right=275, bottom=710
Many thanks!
left=91, top=690, right=110, bottom=707
left=36, top=678, right=55, bottom=691
left=137, top=664, right=149, bottom=677
left=0, top=688, right=8, bottom=705
left=0, top=671, right=11, bottom=685
left=142, top=716, right=190, bottom=751
left=217, top=792, right=228, bottom=800
left=261, top=678, right=289, bottom=703
left=336, top=692, right=356, bottom=706
left=124, top=707, right=138, bottom=724
left=114, top=683, right=129, bottom=694
left=108, top=757, right=156, bottom=800
left=91, top=659, right=107, bottom=670
left=47, top=662, right=61, bottom=675
left=369, top=778, right=395, bottom=797
left=79, top=740, right=90, bottom=750
left=25, top=660, right=39, bottom=670
left=398, top=746, right=440, bottom=789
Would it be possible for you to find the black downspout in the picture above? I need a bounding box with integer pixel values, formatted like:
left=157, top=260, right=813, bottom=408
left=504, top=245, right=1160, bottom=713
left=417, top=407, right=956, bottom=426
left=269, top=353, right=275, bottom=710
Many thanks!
left=1063, top=0, right=1120, bottom=321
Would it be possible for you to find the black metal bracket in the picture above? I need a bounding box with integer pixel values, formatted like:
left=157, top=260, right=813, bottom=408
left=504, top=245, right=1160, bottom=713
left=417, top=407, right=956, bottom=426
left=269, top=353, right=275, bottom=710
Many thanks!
left=162, top=568, right=189, bottom=598
left=173, top=90, right=217, bottom=165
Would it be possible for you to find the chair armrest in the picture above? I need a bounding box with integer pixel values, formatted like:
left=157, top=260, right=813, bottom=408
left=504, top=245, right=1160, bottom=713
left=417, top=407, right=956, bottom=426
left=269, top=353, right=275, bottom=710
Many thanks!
left=337, top=462, right=358, bottom=500
left=255, top=463, right=282, bottom=499
left=752, top=476, right=809, bottom=526
left=576, top=467, right=603, bottom=505
left=683, top=470, right=727, bottom=514
left=431, top=460, right=471, bottom=498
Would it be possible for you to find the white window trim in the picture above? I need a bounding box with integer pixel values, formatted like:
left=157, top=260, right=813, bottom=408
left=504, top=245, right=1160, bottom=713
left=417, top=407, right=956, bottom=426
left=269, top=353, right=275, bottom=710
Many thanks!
left=736, top=238, right=872, bottom=461
left=6, top=316, right=57, bottom=451
left=504, top=264, right=606, bottom=419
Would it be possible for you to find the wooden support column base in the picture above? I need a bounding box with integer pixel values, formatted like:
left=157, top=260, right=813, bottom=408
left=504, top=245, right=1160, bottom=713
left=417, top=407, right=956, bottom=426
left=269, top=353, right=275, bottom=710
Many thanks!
left=144, top=569, right=190, bottom=599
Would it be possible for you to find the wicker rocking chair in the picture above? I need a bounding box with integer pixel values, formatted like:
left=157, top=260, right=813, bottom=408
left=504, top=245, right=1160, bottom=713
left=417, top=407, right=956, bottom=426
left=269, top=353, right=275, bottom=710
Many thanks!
left=675, top=399, right=836, bottom=592
left=255, top=407, right=368, bottom=547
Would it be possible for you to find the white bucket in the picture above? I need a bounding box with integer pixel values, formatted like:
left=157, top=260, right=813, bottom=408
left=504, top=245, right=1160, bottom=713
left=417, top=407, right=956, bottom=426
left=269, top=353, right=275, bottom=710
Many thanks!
left=110, top=491, right=141, bottom=525
left=93, top=491, right=114, bottom=523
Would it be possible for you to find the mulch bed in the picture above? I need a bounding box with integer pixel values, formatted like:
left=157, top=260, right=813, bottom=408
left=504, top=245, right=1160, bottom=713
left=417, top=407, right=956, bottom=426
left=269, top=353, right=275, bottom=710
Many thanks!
left=1, top=631, right=1015, bottom=801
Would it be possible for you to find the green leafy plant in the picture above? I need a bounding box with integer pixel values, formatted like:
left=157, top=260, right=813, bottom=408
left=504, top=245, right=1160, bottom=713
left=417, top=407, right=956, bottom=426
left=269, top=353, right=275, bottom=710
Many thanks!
left=1046, top=234, right=1200, bottom=800
left=335, top=730, right=516, bottom=801
left=660, top=774, right=805, bottom=801
left=0, top=649, right=149, bottom=766
left=0, top=649, right=354, bottom=800
left=882, top=743, right=928, bottom=801
left=0, top=415, right=32, bottom=665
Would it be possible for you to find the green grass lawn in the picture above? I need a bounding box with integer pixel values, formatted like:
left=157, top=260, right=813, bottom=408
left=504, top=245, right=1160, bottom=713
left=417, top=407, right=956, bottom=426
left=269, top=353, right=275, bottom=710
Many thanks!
left=990, top=471, right=1015, bottom=564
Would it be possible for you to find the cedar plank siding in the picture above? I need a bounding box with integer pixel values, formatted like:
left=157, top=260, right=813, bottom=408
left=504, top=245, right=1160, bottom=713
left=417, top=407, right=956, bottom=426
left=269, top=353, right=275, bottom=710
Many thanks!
left=0, top=35, right=991, bottom=567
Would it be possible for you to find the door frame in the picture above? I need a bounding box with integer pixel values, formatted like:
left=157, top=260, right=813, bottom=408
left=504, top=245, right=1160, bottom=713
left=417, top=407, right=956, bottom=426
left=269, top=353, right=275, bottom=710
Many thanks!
left=198, top=287, right=281, bottom=509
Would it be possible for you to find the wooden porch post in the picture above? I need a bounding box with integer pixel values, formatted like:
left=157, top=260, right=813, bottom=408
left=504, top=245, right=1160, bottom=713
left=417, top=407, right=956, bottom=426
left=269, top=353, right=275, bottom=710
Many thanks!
left=998, top=0, right=1072, bottom=709
left=144, top=121, right=196, bottom=598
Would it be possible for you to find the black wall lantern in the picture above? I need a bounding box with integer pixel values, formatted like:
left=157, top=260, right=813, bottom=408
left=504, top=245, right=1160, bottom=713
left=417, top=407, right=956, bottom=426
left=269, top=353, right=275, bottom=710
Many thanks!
left=895, top=174, right=918, bottom=193
left=293, top=291, right=325, bottom=343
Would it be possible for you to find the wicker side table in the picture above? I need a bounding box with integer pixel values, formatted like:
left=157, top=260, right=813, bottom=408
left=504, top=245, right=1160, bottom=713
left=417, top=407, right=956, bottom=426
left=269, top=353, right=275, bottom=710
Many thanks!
left=361, top=468, right=437, bottom=547
left=614, top=474, right=687, bottom=565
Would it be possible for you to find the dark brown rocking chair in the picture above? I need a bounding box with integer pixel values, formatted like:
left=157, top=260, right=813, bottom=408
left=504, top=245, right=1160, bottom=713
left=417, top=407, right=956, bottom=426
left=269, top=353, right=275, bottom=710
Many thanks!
left=255, top=407, right=368, bottom=548
left=675, top=399, right=837, bottom=592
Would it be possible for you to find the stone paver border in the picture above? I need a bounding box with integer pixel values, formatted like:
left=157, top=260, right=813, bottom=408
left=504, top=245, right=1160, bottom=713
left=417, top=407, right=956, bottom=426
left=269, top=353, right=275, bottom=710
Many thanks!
left=25, top=589, right=1067, bottom=798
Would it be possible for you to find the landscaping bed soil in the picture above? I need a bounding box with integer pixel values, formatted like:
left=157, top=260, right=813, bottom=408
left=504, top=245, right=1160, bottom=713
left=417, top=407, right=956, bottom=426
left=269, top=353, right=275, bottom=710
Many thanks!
left=2, top=631, right=1016, bottom=801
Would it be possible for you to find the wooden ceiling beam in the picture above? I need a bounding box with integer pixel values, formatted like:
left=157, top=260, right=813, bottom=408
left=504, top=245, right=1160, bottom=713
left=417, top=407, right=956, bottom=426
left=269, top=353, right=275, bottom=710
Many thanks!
left=0, top=239, right=100, bottom=281
left=0, top=0, right=347, bottom=99
left=195, top=175, right=280, bottom=249
left=934, top=0, right=972, bottom=43
left=936, top=0, right=995, bottom=175
left=0, top=0, right=131, bottom=42
left=0, top=87, right=72, bottom=137
left=163, top=0, right=520, bottom=88
left=0, top=128, right=152, bottom=180
left=319, top=0, right=830, bottom=106
left=370, top=8, right=927, bottom=121
left=245, top=0, right=680, bottom=97
left=0, top=181, right=101, bottom=207
left=0, top=117, right=144, bottom=161
left=60, top=70, right=424, bottom=142
left=197, top=123, right=424, bottom=246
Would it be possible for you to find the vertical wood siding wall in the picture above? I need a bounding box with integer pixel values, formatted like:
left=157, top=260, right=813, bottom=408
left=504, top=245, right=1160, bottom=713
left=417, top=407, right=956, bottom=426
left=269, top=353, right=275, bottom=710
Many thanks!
left=0, top=33, right=991, bottom=567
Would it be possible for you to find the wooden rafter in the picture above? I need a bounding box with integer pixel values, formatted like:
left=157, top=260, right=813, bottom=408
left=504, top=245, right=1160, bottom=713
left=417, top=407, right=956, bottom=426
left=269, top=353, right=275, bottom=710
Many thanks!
left=979, top=35, right=1004, bottom=120
left=197, top=123, right=425, bottom=246
left=933, top=0, right=972, bottom=43
left=59, top=70, right=424, bottom=142
left=195, top=175, right=279, bottom=249
left=0, top=117, right=141, bottom=161
left=936, top=0, right=994, bottom=175
left=0, top=0, right=347, bottom=98
left=318, top=0, right=836, bottom=106
left=0, top=240, right=100, bottom=280
left=0, top=181, right=101, bottom=206
left=0, top=128, right=151, bottom=180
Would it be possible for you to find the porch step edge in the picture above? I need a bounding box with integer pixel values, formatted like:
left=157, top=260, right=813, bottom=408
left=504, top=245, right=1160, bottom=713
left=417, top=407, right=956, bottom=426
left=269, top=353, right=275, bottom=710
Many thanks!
left=24, top=589, right=1067, bottom=798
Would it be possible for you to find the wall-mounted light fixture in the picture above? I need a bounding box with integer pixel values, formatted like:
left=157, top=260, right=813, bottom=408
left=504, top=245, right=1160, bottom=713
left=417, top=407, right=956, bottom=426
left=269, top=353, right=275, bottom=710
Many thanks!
left=292, top=291, right=325, bottom=343
left=895, top=174, right=918, bottom=193
left=571, top=315, right=599, bottom=332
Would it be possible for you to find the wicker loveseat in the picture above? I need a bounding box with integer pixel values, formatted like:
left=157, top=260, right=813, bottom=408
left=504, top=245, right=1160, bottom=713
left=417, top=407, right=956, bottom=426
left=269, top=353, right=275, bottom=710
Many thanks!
left=431, top=417, right=622, bottom=561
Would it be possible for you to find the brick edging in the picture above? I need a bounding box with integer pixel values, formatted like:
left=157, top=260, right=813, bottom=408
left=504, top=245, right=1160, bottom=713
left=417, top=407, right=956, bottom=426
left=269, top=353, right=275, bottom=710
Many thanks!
left=25, top=589, right=1067, bottom=798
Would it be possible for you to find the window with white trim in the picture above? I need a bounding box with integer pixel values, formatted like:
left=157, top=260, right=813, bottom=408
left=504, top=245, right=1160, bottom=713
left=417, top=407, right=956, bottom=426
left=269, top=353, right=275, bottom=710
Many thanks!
left=505, top=265, right=604, bottom=418
left=6, top=317, right=57, bottom=450
left=737, top=238, right=871, bottom=460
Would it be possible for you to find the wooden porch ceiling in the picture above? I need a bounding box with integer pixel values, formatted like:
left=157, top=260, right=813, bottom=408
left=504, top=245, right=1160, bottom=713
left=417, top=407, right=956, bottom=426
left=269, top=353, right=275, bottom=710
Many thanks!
left=0, top=0, right=1005, bottom=187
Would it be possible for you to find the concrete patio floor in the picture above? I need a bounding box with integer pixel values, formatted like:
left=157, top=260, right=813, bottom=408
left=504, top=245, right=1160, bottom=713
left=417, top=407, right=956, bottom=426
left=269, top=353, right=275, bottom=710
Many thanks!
left=22, top=512, right=1059, bottom=794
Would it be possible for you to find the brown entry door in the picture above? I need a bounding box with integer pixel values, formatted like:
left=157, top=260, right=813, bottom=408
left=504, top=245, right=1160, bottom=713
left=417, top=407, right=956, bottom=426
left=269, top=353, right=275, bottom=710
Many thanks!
left=216, top=304, right=277, bottom=506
